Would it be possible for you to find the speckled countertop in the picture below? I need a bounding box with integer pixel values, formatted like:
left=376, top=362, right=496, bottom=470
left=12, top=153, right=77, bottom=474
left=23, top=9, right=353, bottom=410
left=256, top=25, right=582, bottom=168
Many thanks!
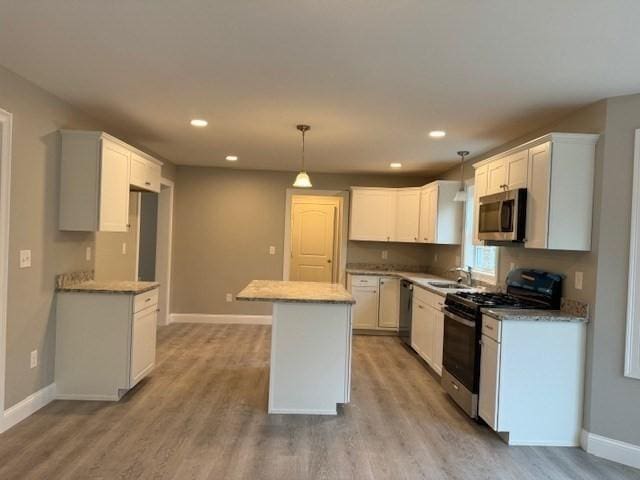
left=482, top=308, right=588, bottom=323
left=57, top=280, right=160, bottom=295
left=346, top=268, right=481, bottom=297
left=237, top=280, right=355, bottom=304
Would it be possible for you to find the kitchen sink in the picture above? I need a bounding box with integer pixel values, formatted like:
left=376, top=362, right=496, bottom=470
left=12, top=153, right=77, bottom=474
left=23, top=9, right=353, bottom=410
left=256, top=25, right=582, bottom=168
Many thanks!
left=428, top=282, right=471, bottom=290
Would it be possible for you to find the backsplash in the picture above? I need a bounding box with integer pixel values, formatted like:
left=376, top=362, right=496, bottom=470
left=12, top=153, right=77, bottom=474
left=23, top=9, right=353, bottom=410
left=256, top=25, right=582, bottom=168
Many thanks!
left=346, top=262, right=430, bottom=273
left=56, top=270, right=94, bottom=289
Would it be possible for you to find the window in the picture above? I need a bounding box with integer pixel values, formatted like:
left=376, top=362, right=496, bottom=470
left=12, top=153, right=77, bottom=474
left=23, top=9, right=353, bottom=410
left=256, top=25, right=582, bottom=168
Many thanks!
left=462, top=183, right=499, bottom=284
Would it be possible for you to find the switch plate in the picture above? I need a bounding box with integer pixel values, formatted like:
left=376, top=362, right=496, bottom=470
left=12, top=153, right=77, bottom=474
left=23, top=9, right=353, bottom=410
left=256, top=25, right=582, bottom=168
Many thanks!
left=575, top=271, right=584, bottom=290
left=121, top=242, right=127, bottom=255
left=19, top=250, right=31, bottom=268
left=381, top=250, right=388, bottom=260
left=434, top=253, right=439, bottom=263
left=226, top=293, right=233, bottom=303
left=269, top=246, right=276, bottom=255
left=85, top=246, right=92, bottom=261
left=30, top=350, right=37, bottom=369
left=510, top=262, right=516, bottom=271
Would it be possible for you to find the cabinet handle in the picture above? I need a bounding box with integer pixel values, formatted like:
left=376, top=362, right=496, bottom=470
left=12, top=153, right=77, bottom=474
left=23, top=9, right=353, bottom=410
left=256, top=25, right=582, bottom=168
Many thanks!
left=145, top=298, right=151, bottom=302
left=451, top=382, right=459, bottom=391
left=418, top=305, right=424, bottom=309
left=145, top=181, right=151, bottom=186
left=485, top=324, right=494, bottom=330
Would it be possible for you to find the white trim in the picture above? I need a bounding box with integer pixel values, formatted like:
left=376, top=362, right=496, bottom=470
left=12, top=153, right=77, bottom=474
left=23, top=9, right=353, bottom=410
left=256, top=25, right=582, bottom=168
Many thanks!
left=625, top=129, right=640, bottom=379
left=0, top=108, right=12, bottom=422
left=55, top=393, right=120, bottom=402
left=133, top=192, right=142, bottom=280
left=155, top=178, right=174, bottom=326
left=581, top=429, right=640, bottom=470
left=169, top=313, right=272, bottom=325
left=283, top=189, right=349, bottom=285
left=1, top=383, right=56, bottom=433
left=268, top=407, right=337, bottom=415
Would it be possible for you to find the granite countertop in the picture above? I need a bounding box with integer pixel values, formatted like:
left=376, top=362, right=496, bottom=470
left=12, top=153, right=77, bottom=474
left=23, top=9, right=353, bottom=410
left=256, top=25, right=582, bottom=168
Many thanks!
left=57, top=280, right=160, bottom=295
left=236, top=280, right=355, bottom=304
left=346, top=267, right=482, bottom=297
left=482, top=308, right=588, bottom=323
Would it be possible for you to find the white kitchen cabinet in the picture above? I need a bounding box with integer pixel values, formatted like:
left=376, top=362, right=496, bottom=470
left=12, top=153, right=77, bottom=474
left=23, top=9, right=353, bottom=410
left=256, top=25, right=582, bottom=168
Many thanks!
left=473, top=164, right=489, bottom=245
left=130, top=151, right=162, bottom=193
left=378, top=277, right=400, bottom=329
left=55, top=287, right=159, bottom=401
left=348, top=274, right=400, bottom=331
left=349, top=188, right=396, bottom=241
left=473, top=133, right=599, bottom=251
left=59, top=130, right=163, bottom=232
left=431, top=306, right=444, bottom=375
left=411, top=286, right=445, bottom=375
left=478, top=314, right=586, bottom=446
left=411, top=298, right=430, bottom=359
left=395, top=188, right=421, bottom=242
left=418, top=181, right=463, bottom=245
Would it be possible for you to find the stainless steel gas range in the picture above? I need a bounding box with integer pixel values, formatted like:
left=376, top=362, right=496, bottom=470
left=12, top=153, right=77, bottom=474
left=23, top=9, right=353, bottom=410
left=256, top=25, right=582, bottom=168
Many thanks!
left=441, top=269, right=562, bottom=418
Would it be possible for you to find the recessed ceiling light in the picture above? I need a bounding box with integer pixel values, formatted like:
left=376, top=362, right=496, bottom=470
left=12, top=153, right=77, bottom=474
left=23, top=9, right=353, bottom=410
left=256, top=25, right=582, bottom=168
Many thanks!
left=225, top=155, right=238, bottom=162
left=429, top=130, right=446, bottom=138
left=390, top=162, right=402, bottom=169
left=190, top=119, right=208, bottom=127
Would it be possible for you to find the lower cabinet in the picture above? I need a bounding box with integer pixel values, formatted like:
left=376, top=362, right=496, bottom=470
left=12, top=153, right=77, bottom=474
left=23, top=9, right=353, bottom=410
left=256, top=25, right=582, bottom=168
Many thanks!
left=55, top=288, right=159, bottom=401
left=349, top=275, right=399, bottom=331
left=411, top=287, right=444, bottom=375
left=478, top=314, right=587, bottom=446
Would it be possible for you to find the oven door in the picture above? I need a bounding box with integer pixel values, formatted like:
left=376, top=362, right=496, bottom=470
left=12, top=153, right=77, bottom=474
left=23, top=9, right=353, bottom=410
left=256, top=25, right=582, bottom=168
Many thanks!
left=442, top=308, right=479, bottom=393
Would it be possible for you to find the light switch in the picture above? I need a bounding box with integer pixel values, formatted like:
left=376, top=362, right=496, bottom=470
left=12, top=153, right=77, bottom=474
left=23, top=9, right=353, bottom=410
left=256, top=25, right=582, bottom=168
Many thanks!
left=85, top=246, right=92, bottom=261
left=19, top=250, right=31, bottom=268
left=226, top=293, right=233, bottom=302
left=269, top=246, right=276, bottom=255
left=381, top=250, right=388, bottom=260
left=121, top=242, right=127, bottom=255
left=575, top=272, right=584, bottom=290
left=510, top=262, right=516, bottom=271
left=434, top=253, right=439, bottom=263
left=30, top=350, right=38, bottom=369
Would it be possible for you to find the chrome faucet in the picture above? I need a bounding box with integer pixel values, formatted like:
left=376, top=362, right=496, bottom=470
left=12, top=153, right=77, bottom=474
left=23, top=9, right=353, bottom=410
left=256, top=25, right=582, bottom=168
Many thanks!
left=449, top=266, right=473, bottom=286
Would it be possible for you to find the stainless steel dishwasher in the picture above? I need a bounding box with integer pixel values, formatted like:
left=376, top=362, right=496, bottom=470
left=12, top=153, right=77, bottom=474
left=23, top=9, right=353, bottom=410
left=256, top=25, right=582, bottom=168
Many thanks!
left=399, top=280, right=413, bottom=346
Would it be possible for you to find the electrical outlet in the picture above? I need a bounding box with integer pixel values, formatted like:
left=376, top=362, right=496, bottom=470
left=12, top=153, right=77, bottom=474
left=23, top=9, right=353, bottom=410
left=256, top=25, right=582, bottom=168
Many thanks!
left=434, top=253, right=439, bottom=263
left=121, top=242, right=127, bottom=255
left=85, top=246, right=92, bottom=261
left=30, top=350, right=37, bottom=369
left=575, top=271, right=584, bottom=290
left=381, top=250, right=388, bottom=260
left=510, top=262, right=516, bottom=271
left=19, top=249, right=32, bottom=268
left=226, top=293, right=233, bottom=302
left=455, top=256, right=461, bottom=265
left=269, top=246, right=276, bottom=255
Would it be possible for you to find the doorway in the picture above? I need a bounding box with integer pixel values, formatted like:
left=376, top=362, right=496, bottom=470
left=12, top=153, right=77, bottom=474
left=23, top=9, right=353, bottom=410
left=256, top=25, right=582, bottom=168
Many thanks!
left=283, top=189, right=349, bottom=284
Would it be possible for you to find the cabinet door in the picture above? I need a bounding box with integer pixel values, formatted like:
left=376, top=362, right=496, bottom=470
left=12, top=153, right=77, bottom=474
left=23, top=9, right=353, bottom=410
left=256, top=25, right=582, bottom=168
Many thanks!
left=378, top=277, right=400, bottom=329
left=130, top=306, right=158, bottom=387
left=99, top=139, right=131, bottom=232
left=473, top=164, right=489, bottom=245
left=351, top=285, right=379, bottom=329
left=419, top=186, right=438, bottom=243
left=505, top=150, right=528, bottom=189
left=486, top=159, right=507, bottom=195
left=411, top=299, right=427, bottom=355
left=431, top=307, right=444, bottom=376
left=350, top=189, right=396, bottom=241
left=423, top=304, right=434, bottom=365
left=479, top=334, right=501, bottom=430
left=395, top=189, right=421, bottom=242
left=525, top=142, right=551, bottom=249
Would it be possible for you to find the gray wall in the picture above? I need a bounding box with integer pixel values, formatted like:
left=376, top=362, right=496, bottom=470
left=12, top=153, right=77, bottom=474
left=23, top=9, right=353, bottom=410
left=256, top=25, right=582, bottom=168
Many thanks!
left=138, top=192, right=158, bottom=281
left=0, top=65, right=176, bottom=408
left=432, top=97, right=640, bottom=446
left=171, top=168, right=431, bottom=315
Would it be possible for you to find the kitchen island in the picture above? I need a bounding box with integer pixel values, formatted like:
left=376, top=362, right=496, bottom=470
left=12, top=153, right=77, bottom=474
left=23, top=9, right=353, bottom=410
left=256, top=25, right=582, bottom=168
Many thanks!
left=237, top=280, right=355, bottom=415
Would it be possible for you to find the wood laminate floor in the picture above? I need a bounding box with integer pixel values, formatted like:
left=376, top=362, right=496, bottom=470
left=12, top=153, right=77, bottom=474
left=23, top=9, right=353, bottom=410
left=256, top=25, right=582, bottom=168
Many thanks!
left=0, top=323, right=638, bottom=480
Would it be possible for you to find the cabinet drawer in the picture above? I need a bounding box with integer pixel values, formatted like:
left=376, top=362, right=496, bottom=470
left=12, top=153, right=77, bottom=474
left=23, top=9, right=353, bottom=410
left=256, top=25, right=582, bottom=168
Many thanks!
left=482, top=315, right=502, bottom=342
left=350, top=275, right=379, bottom=288
left=414, top=286, right=444, bottom=310
left=134, top=289, right=159, bottom=313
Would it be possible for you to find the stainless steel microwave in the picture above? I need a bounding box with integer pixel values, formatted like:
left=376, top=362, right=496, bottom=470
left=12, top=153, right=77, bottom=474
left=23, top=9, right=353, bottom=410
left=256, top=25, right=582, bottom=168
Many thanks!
left=478, top=188, right=527, bottom=242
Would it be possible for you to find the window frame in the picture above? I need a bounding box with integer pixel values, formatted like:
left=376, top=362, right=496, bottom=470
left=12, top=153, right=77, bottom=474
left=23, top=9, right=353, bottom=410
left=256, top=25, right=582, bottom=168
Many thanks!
left=462, top=180, right=500, bottom=286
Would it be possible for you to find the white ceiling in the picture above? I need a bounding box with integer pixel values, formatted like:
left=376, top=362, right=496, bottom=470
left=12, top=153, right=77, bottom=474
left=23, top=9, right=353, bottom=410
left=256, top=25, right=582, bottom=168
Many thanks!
left=1, top=1, right=639, bottom=175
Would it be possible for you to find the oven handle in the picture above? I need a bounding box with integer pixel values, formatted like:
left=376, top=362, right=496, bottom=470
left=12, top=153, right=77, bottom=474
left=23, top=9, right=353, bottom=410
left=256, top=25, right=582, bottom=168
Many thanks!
left=444, top=308, right=476, bottom=328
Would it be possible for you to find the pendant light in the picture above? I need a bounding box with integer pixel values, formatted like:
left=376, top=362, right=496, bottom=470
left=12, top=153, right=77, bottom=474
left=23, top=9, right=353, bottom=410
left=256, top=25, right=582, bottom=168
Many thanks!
left=293, top=124, right=312, bottom=188
left=453, top=150, right=469, bottom=202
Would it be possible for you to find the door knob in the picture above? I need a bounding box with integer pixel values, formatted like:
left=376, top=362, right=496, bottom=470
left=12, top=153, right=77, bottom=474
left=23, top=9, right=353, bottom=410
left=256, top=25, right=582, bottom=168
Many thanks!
left=327, top=259, right=332, bottom=263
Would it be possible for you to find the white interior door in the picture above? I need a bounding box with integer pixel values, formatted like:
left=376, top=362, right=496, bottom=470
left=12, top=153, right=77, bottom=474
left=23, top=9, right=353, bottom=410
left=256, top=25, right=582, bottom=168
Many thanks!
left=291, top=202, right=336, bottom=282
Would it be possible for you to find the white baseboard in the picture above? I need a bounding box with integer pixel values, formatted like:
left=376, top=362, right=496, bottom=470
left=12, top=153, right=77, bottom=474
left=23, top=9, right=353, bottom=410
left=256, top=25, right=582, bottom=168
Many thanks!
left=268, top=407, right=337, bottom=415
left=55, top=393, right=119, bottom=401
left=582, top=429, right=640, bottom=469
left=169, top=313, right=272, bottom=325
left=1, top=383, right=57, bottom=433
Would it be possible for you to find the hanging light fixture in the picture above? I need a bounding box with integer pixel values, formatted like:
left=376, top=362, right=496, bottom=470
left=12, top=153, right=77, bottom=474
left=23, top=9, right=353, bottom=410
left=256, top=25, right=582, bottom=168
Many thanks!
left=453, top=150, right=469, bottom=202
left=293, top=124, right=312, bottom=188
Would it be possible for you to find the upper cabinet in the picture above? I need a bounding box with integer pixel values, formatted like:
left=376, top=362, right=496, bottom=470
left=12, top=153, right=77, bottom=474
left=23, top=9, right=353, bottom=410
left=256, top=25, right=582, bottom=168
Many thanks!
left=130, top=152, right=162, bottom=193
left=349, top=182, right=462, bottom=244
left=59, top=130, right=163, bottom=232
left=473, top=132, right=599, bottom=251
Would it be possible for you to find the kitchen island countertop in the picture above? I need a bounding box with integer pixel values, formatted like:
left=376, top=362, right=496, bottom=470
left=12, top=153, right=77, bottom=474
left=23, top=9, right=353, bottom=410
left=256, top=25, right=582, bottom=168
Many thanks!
left=236, top=280, right=355, bottom=304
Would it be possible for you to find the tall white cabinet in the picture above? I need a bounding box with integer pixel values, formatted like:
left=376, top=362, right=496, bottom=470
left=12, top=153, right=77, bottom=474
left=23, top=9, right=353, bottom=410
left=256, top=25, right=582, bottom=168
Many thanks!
left=411, top=286, right=444, bottom=375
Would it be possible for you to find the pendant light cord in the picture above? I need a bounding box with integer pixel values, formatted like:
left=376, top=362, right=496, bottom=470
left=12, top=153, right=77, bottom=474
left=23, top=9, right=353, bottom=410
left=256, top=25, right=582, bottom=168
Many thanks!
left=301, top=129, right=305, bottom=171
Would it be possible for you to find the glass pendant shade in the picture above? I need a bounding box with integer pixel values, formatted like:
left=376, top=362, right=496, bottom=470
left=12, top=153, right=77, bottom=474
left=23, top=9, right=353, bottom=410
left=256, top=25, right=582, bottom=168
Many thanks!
left=293, top=171, right=312, bottom=188
left=453, top=189, right=466, bottom=202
